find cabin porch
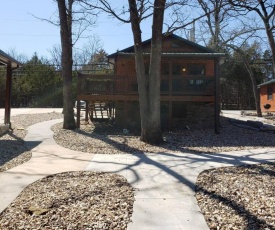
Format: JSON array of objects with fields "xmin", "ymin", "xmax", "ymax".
[{"xmin": 76, "ymin": 73, "xmax": 217, "ymax": 130}]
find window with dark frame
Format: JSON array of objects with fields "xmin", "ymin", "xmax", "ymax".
[
  {"xmin": 188, "ymin": 64, "xmax": 205, "ymax": 76},
  {"xmin": 267, "ymin": 86, "xmax": 273, "ymax": 100},
  {"xmin": 171, "ymin": 63, "xmax": 206, "ymax": 76}
]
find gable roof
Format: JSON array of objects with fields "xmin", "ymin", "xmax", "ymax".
[
  {"xmin": 0, "ymin": 49, "xmax": 21, "ymax": 69},
  {"xmin": 258, "ymin": 79, "xmax": 275, "ymax": 88},
  {"xmin": 108, "ymin": 33, "xmax": 218, "ymax": 58}
]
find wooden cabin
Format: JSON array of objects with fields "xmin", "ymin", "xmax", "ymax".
[
  {"xmin": 258, "ymin": 79, "xmax": 275, "ymax": 113},
  {"xmin": 76, "ymin": 34, "xmax": 224, "ymax": 131}
]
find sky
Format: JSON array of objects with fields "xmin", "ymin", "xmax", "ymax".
[
  {"xmin": 1, "ymin": 1, "xmax": 269, "ymax": 62},
  {"xmin": 0, "ymin": 0, "xmax": 153, "ymax": 61}
]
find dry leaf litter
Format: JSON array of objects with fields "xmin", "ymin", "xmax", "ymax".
[
  {"xmin": 0, "ymin": 171, "xmax": 134, "ymax": 230},
  {"xmin": 196, "ymin": 163, "xmax": 275, "ymax": 230},
  {"xmin": 52, "ymin": 117, "xmax": 275, "ymax": 155},
  {"xmin": 1, "ymin": 113, "xmax": 275, "ymax": 229}
]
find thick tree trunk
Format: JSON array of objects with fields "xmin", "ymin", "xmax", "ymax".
[
  {"xmin": 264, "ymin": 21, "xmax": 275, "ymax": 78},
  {"xmin": 57, "ymin": 0, "xmax": 76, "ymax": 129},
  {"xmin": 140, "ymin": 0, "xmax": 165, "ymax": 144},
  {"xmin": 128, "ymin": 0, "xmax": 165, "ymax": 145}
]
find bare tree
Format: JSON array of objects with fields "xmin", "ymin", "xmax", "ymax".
[
  {"xmin": 227, "ymin": 43, "xmax": 263, "ymax": 116},
  {"xmin": 74, "ymin": 34, "xmax": 103, "ymax": 66},
  {"xmin": 196, "ymin": 0, "xmax": 231, "ymax": 49},
  {"xmin": 53, "ymin": 0, "xmax": 97, "ymax": 129},
  {"xmin": 5, "ymin": 48, "xmax": 29, "ymax": 64},
  {"xmin": 49, "ymin": 44, "xmax": 62, "ymax": 68},
  {"xmin": 56, "ymin": 0, "xmax": 76, "ymax": 129},
  {"xmin": 228, "ymin": 0, "xmax": 275, "ymax": 78},
  {"xmin": 195, "ymin": 0, "xmax": 263, "ymax": 116}
]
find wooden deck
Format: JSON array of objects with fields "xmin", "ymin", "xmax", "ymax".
[{"xmin": 77, "ymin": 73, "xmax": 215, "ymax": 102}]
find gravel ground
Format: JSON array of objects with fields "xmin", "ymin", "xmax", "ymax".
[
  {"xmin": 0, "ymin": 171, "xmax": 134, "ymax": 230},
  {"xmin": 196, "ymin": 163, "xmax": 275, "ymax": 230},
  {"xmin": 52, "ymin": 117, "xmax": 275, "ymax": 154},
  {"xmin": 0, "ymin": 112, "xmax": 63, "ymax": 172},
  {"xmin": 1, "ymin": 113, "xmax": 274, "ymax": 229}
]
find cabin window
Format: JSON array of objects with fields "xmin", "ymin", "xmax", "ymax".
[
  {"xmin": 172, "ymin": 64, "xmax": 187, "ymax": 75},
  {"xmin": 172, "ymin": 103, "xmax": 187, "ymax": 118},
  {"xmin": 171, "ymin": 63, "xmax": 205, "ymax": 76},
  {"xmin": 188, "ymin": 64, "xmax": 205, "ymax": 76},
  {"xmin": 267, "ymin": 87, "xmax": 273, "ymax": 100}
]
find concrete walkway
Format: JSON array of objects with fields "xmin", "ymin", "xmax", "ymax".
[
  {"xmin": 87, "ymin": 149, "xmax": 275, "ymax": 230},
  {"xmin": 0, "ymin": 119, "xmax": 93, "ymax": 213},
  {"xmin": 0, "ymin": 118, "xmax": 274, "ymax": 229}
]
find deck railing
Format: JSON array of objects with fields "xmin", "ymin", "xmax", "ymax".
[{"xmin": 78, "ymin": 73, "xmax": 214, "ymax": 96}]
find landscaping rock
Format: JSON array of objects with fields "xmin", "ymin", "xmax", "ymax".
[{"xmin": 0, "ymin": 124, "xmax": 9, "ymax": 136}]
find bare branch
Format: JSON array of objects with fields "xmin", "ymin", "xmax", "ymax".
[{"xmin": 79, "ymin": 0, "xmax": 131, "ymax": 23}]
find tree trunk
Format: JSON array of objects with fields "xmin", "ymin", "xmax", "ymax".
[
  {"xmin": 242, "ymin": 55, "xmax": 262, "ymax": 117},
  {"xmin": 140, "ymin": 0, "xmax": 165, "ymax": 144},
  {"xmin": 264, "ymin": 19, "xmax": 275, "ymax": 78},
  {"xmin": 57, "ymin": 0, "xmax": 76, "ymax": 129},
  {"xmin": 128, "ymin": 0, "xmax": 165, "ymax": 145}
]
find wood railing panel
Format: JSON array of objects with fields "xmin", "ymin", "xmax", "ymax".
[{"xmin": 77, "ymin": 73, "xmax": 214, "ymax": 96}]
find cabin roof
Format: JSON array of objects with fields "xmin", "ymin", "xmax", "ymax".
[
  {"xmin": 117, "ymin": 52, "xmax": 225, "ymax": 58},
  {"xmin": 258, "ymin": 79, "xmax": 275, "ymax": 88},
  {"xmin": 108, "ymin": 33, "xmax": 218, "ymax": 58},
  {"xmin": 0, "ymin": 49, "xmax": 21, "ymax": 69}
]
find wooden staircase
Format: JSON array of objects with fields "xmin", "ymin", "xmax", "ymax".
[{"xmin": 88, "ymin": 101, "xmax": 110, "ymax": 120}]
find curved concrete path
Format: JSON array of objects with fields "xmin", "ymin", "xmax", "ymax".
[
  {"xmin": 0, "ymin": 118, "xmax": 274, "ymax": 230},
  {"xmin": 0, "ymin": 119, "xmax": 93, "ymax": 213},
  {"xmin": 87, "ymin": 148, "xmax": 275, "ymax": 230}
]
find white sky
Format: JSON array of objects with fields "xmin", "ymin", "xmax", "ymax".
[{"xmin": 0, "ymin": 0, "xmax": 153, "ymax": 60}]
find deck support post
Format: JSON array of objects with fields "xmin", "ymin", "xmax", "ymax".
[
  {"xmin": 85, "ymin": 100, "xmax": 88, "ymax": 122},
  {"xmin": 76, "ymin": 99, "xmax": 80, "ymax": 128},
  {"xmin": 168, "ymin": 101, "xmax": 172, "ymax": 130},
  {"xmin": 214, "ymin": 58, "xmax": 220, "ymax": 134},
  {"xmin": 168, "ymin": 60, "xmax": 173, "ymax": 130},
  {"xmin": 124, "ymin": 100, "xmax": 128, "ymax": 129},
  {"xmin": 4, "ymin": 62, "xmax": 12, "ymax": 127}
]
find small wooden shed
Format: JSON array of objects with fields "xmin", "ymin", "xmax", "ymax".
[
  {"xmin": 258, "ymin": 79, "xmax": 275, "ymax": 112},
  {"xmin": 0, "ymin": 49, "xmax": 21, "ymax": 126}
]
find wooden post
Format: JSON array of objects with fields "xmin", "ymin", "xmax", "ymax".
[
  {"xmin": 168, "ymin": 61, "xmax": 172, "ymax": 96},
  {"xmin": 76, "ymin": 72, "xmax": 81, "ymax": 127},
  {"xmin": 4, "ymin": 62, "xmax": 12, "ymax": 127},
  {"xmin": 168, "ymin": 101, "xmax": 172, "ymax": 130},
  {"xmin": 77, "ymin": 99, "xmax": 80, "ymax": 128},
  {"xmin": 85, "ymin": 100, "xmax": 88, "ymax": 122},
  {"xmin": 168, "ymin": 60, "xmax": 172, "ymax": 130},
  {"xmin": 124, "ymin": 100, "xmax": 128, "ymax": 128},
  {"xmin": 214, "ymin": 58, "xmax": 220, "ymax": 134}
]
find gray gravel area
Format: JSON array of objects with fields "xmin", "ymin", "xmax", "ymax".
[
  {"xmin": 0, "ymin": 112, "xmax": 63, "ymax": 172},
  {"xmin": 51, "ymin": 117, "xmax": 274, "ymax": 229},
  {"xmin": 0, "ymin": 171, "xmax": 134, "ymax": 230},
  {"xmin": 52, "ymin": 117, "xmax": 275, "ymax": 154},
  {"xmin": 196, "ymin": 163, "xmax": 275, "ymax": 230},
  {"xmin": 1, "ymin": 113, "xmax": 274, "ymax": 229}
]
